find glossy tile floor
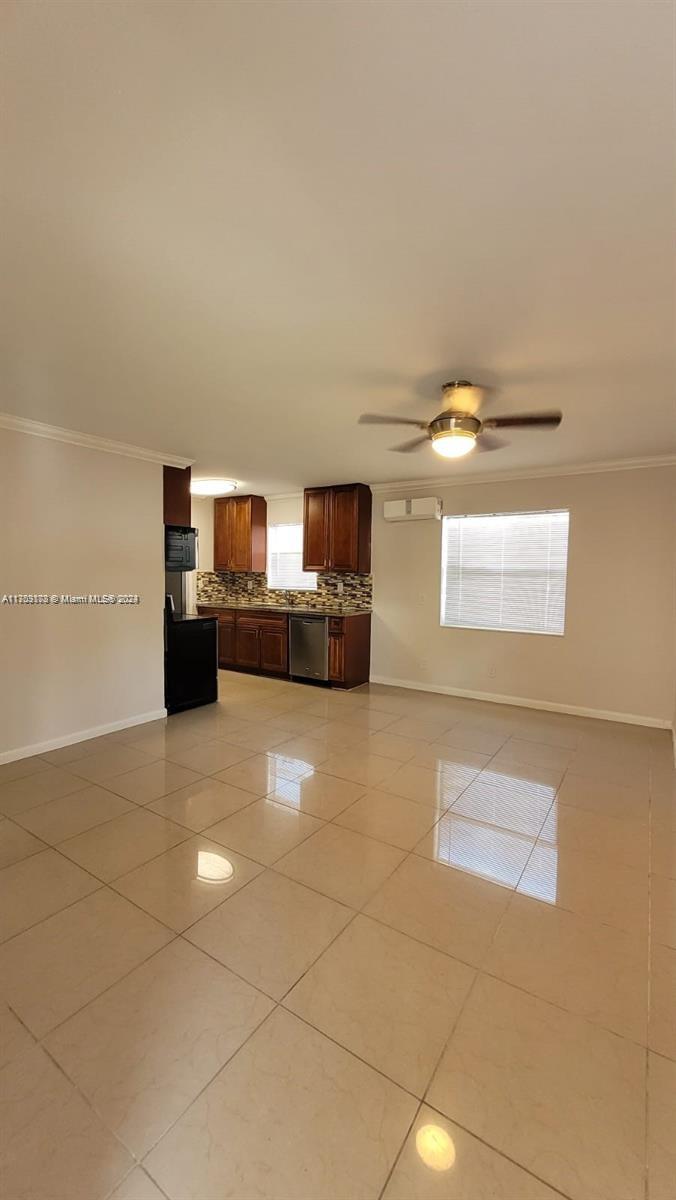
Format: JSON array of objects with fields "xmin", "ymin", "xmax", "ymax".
[{"xmin": 1, "ymin": 673, "xmax": 674, "ymax": 1200}]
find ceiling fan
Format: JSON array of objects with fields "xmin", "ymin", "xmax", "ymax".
[{"xmin": 359, "ymin": 380, "xmax": 562, "ymax": 458}]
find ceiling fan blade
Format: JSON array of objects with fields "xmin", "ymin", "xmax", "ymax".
[
  {"xmin": 475, "ymin": 432, "xmax": 507, "ymax": 452},
  {"xmin": 359, "ymin": 413, "xmax": 428, "ymax": 428},
  {"xmin": 392, "ymin": 435, "xmax": 430, "ymax": 453},
  {"xmin": 482, "ymin": 411, "xmax": 562, "ymax": 429}
]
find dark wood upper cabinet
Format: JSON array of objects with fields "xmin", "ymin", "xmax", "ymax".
[
  {"xmin": 303, "ymin": 484, "xmax": 371, "ymax": 573},
  {"xmin": 163, "ymin": 466, "xmax": 191, "ymax": 526},
  {"xmin": 214, "ymin": 496, "xmax": 267, "ymax": 572},
  {"xmin": 303, "ymin": 488, "xmax": 331, "ymax": 571}
]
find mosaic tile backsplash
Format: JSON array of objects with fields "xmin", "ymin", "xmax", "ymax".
[{"xmin": 197, "ymin": 570, "xmax": 372, "ymax": 612}]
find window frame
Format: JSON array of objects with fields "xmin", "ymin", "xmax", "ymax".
[
  {"xmin": 439, "ymin": 508, "xmax": 570, "ymax": 637},
  {"xmin": 266, "ymin": 521, "xmax": 318, "ymax": 592}
]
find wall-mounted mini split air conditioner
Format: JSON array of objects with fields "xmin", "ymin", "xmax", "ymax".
[{"xmin": 383, "ymin": 497, "xmax": 442, "ymax": 522}]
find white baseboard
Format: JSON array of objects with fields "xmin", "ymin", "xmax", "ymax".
[
  {"xmin": 0, "ymin": 709, "xmax": 168, "ymax": 765},
  {"xmin": 369, "ymin": 675, "xmax": 671, "ymax": 730}
]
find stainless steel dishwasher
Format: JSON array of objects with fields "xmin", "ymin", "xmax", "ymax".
[{"xmin": 289, "ymin": 615, "xmax": 328, "ymax": 681}]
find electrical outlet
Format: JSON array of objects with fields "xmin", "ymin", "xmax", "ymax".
[
  {"xmin": 336, "ymin": 580, "xmax": 344, "ymax": 594},
  {"xmin": 488, "ymin": 664, "xmax": 496, "ymax": 678},
  {"xmin": 247, "ymin": 579, "xmax": 254, "ymax": 592}
]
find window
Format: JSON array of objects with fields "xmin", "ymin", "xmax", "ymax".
[
  {"xmin": 440, "ymin": 509, "xmax": 570, "ymax": 635},
  {"xmin": 267, "ymin": 523, "xmax": 317, "ymax": 591}
]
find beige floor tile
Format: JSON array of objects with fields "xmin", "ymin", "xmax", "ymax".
[
  {"xmin": 147, "ymin": 776, "xmax": 256, "ymax": 830},
  {"xmin": 651, "ymin": 826, "xmax": 676, "ymax": 881},
  {"xmin": 59, "ymin": 808, "xmax": 190, "ymax": 882},
  {"xmin": 119, "ymin": 727, "xmax": 208, "ymax": 759},
  {"xmin": 649, "ymin": 944, "xmax": 676, "ymax": 1060},
  {"xmin": 0, "ymin": 819, "xmax": 44, "ymax": 868},
  {"xmin": 106, "ymin": 760, "xmax": 204, "ymax": 804},
  {"xmin": 206, "ymin": 796, "xmax": 322, "ymax": 866},
  {"xmin": 320, "ymin": 747, "xmax": 401, "ymax": 788},
  {"xmin": 0, "ymin": 848, "xmax": 99, "ymax": 942},
  {"xmin": 0, "ymin": 766, "xmax": 90, "ymax": 816},
  {"xmin": 647, "ymin": 1051, "xmax": 676, "ymax": 1200},
  {"xmin": 0, "ymin": 1045, "xmax": 133, "ymax": 1200},
  {"xmin": 46, "ymin": 939, "xmax": 273, "ymax": 1157},
  {"xmin": 415, "ymin": 812, "xmax": 535, "ymax": 888},
  {"xmin": 114, "ymin": 836, "xmax": 263, "ymax": 931},
  {"xmin": 493, "ymin": 737, "xmax": 573, "ymax": 772},
  {"xmin": 305, "ymin": 719, "xmax": 374, "ymax": 749},
  {"xmin": 69, "ymin": 745, "xmax": 159, "ymax": 784},
  {"xmin": 286, "ymin": 915, "xmax": 474, "ymax": 1095},
  {"xmin": 0, "ymin": 888, "xmax": 172, "ymax": 1037},
  {"xmin": 438, "ymin": 724, "xmax": 509, "ymax": 756},
  {"xmin": 109, "ymin": 1168, "xmax": 165, "ymax": 1200},
  {"xmin": 384, "ymin": 716, "xmax": 456, "ymax": 743},
  {"xmin": 275, "ymin": 823, "xmax": 405, "ymax": 908},
  {"xmin": 0, "ymin": 755, "xmax": 50, "ymax": 785},
  {"xmin": 485, "ymin": 894, "xmax": 647, "ymax": 1043},
  {"xmin": 145, "ymin": 1006, "xmax": 417, "ymax": 1200},
  {"xmin": 14, "ymin": 785, "xmax": 135, "ymax": 843},
  {"xmin": 377, "ymin": 762, "xmax": 466, "ymax": 809},
  {"xmin": 186, "ymin": 870, "xmax": 352, "ymax": 999},
  {"xmin": 165, "ymin": 739, "xmax": 253, "ymax": 775},
  {"xmin": 451, "ymin": 769, "xmax": 557, "ymax": 838},
  {"xmin": 266, "ymin": 710, "xmax": 330, "ymax": 735},
  {"xmin": 411, "ymin": 742, "xmax": 489, "ymax": 777},
  {"xmin": 266, "ymin": 771, "xmax": 366, "ymax": 819},
  {"xmin": 269, "ymin": 734, "xmax": 333, "ymax": 768},
  {"xmin": 221, "ymin": 725, "xmax": 291, "ymax": 752},
  {"xmin": 427, "ymin": 975, "xmax": 645, "ymax": 1200},
  {"xmin": 215, "ymin": 752, "xmax": 310, "ymax": 795},
  {"xmin": 518, "ymin": 843, "xmax": 648, "ymax": 935},
  {"xmin": 383, "ymin": 1105, "xmax": 563, "ymax": 1199},
  {"xmin": 335, "ymin": 789, "xmax": 444, "ymax": 850},
  {"xmin": 41, "ymin": 734, "xmax": 122, "ymax": 765},
  {"xmin": 566, "ymin": 751, "xmax": 649, "ymax": 791},
  {"xmin": 556, "ymin": 772, "xmax": 649, "ymax": 823},
  {"xmin": 0, "ymin": 1001, "xmax": 35, "ymax": 1069},
  {"xmin": 335, "ymin": 707, "xmax": 399, "ymax": 732},
  {"xmin": 364, "ymin": 731, "xmax": 429, "ymax": 762},
  {"xmin": 651, "ymin": 874, "xmax": 676, "ymax": 949},
  {"xmin": 365, "ymin": 855, "xmax": 511, "ymax": 966},
  {"xmin": 538, "ymin": 803, "xmax": 648, "ymax": 871}
]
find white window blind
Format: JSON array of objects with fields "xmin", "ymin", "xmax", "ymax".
[
  {"xmin": 440, "ymin": 510, "xmax": 570, "ymax": 635},
  {"xmin": 267, "ymin": 523, "xmax": 317, "ymax": 591}
]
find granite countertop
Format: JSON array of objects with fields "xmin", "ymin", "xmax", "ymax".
[{"xmin": 196, "ymin": 602, "xmax": 372, "ymax": 617}]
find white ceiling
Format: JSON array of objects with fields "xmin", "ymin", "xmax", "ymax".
[{"xmin": 2, "ymin": 1, "xmax": 674, "ymax": 493}]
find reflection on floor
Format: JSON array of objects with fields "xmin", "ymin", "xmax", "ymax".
[{"xmin": 0, "ymin": 671, "xmax": 674, "ymax": 1200}]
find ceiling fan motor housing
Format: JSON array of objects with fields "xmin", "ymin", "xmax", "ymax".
[{"xmin": 429, "ymin": 414, "xmax": 481, "ymax": 440}]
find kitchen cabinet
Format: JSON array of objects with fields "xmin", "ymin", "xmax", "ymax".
[
  {"xmin": 163, "ymin": 465, "xmax": 191, "ymax": 526},
  {"xmin": 327, "ymin": 614, "xmax": 371, "ymax": 688},
  {"xmin": 214, "ymin": 496, "xmax": 267, "ymax": 573},
  {"xmin": 196, "ymin": 607, "xmax": 235, "ymax": 667},
  {"xmin": 199, "ymin": 607, "xmax": 288, "ymax": 675},
  {"xmin": 235, "ymin": 619, "xmax": 262, "ymax": 669},
  {"xmin": 302, "ymin": 484, "xmax": 371, "ymax": 573}
]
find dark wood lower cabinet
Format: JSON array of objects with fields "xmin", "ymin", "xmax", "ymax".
[
  {"xmin": 328, "ymin": 633, "xmax": 344, "ymax": 682},
  {"xmin": 260, "ymin": 628, "xmax": 288, "ymax": 674},
  {"xmin": 217, "ymin": 618, "xmax": 235, "ymax": 666},
  {"xmin": 197, "ymin": 606, "xmax": 369, "ymax": 686},
  {"xmin": 327, "ymin": 614, "xmax": 371, "ymax": 688}
]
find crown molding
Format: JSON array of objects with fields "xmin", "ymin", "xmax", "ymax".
[
  {"xmin": 0, "ymin": 413, "xmax": 194, "ymax": 468},
  {"xmin": 368, "ymin": 454, "xmax": 676, "ymax": 495}
]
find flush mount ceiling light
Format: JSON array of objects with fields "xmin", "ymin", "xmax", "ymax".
[
  {"xmin": 190, "ymin": 478, "xmax": 237, "ymax": 496},
  {"xmin": 359, "ymin": 379, "xmax": 562, "ymax": 459}
]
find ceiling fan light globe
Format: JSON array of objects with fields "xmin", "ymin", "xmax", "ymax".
[{"xmin": 431, "ymin": 430, "xmax": 476, "ymax": 458}]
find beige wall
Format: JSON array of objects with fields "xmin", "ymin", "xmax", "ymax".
[
  {"xmin": 1, "ymin": 429, "xmax": 165, "ymax": 759},
  {"xmin": 371, "ymin": 466, "xmax": 676, "ymax": 725}
]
